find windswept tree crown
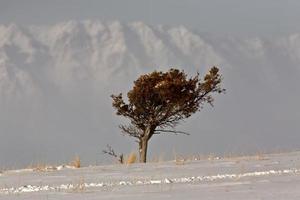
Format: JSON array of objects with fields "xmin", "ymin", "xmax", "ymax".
[{"xmin": 112, "ymin": 67, "xmax": 224, "ymax": 132}]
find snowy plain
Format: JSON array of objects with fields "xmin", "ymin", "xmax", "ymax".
[{"xmin": 1, "ymin": 151, "xmax": 300, "ymax": 199}]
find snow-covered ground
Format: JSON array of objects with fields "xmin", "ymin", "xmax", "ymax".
[{"xmin": 1, "ymin": 151, "xmax": 300, "ymax": 199}]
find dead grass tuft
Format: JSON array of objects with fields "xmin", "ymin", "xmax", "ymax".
[
  {"xmin": 173, "ymin": 150, "xmax": 186, "ymax": 165},
  {"xmin": 28, "ymin": 163, "xmax": 57, "ymax": 172},
  {"xmin": 70, "ymin": 156, "xmax": 81, "ymax": 168},
  {"xmin": 32, "ymin": 163, "xmax": 47, "ymax": 171},
  {"xmin": 125, "ymin": 152, "xmax": 137, "ymax": 164}
]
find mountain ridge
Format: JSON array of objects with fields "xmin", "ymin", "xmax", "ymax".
[{"xmin": 0, "ymin": 20, "xmax": 299, "ymax": 168}]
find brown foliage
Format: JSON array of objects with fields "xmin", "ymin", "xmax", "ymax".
[{"xmin": 111, "ymin": 67, "xmax": 224, "ymax": 162}]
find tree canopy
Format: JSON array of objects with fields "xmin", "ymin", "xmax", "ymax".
[{"xmin": 111, "ymin": 67, "xmax": 224, "ymax": 162}]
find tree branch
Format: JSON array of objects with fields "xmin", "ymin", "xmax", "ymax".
[
  {"xmin": 119, "ymin": 124, "xmax": 143, "ymax": 138},
  {"xmin": 102, "ymin": 145, "xmax": 124, "ymax": 164},
  {"xmin": 154, "ymin": 129, "xmax": 190, "ymax": 135}
]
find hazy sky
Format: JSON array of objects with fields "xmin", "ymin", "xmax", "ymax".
[
  {"xmin": 1, "ymin": 0, "xmax": 300, "ymax": 35},
  {"xmin": 0, "ymin": 1, "xmax": 300, "ymax": 168}
]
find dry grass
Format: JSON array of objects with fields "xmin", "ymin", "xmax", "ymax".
[
  {"xmin": 150, "ymin": 153, "xmax": 165, "ymax": 163},
  {"xmin": 27, "ymin": 162, "xmax": 57, "ymax": 172},
  {"xmin": 173, "ymin": 150, "xmax": 186, "ymax": 165},
  {"xmin": 222, "ymin": 152, "xmax": 268, "ymax": 163},
  {"xmin": 183, "ymin": 153, "xmax": 219, "ymax": 161},
  {"xmin": 70, "ymin": 156, "xmax": 81, "ymax": 168},
  {"xmin": 25, "ymin": 157, "xmax": 81, "ymax": 172},
  {"xmin": 0, "ymin": 166, "xmax": 12, "ymax": 173},
  {"xmin": 125, "ymin": 152, "xmax": 137, "ymax": 164},
  {"xmin": 172, "ymin": 149, "xmax": 221, "ymax": 165},
  {"xmin": 175, "ymin": 158, "xmax": 185, "ymax": 165},
  {"xmin": 31, "ymin": 163, "xmax": 47, "ymax": 171}
]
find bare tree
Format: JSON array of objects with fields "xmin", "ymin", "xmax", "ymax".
[
  {"xmin": 111, "ymin": 67, "xmax": 225, "ymax": 163},
  {"xmin": 102, "ymin": 145, "xmax": 124, "ymax": 164}
]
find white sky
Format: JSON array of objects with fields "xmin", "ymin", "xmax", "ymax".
[{"xmin": 1, "ymin": 0, "xmax": 300, "ymax": 36}]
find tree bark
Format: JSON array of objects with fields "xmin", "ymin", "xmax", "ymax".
[
  {"xmin": 138, "ymin": 126, "xmax": 154, "ymax": 163},
  {"xmin": 139, "ymin": 137, "xmax": 148, "ymax": 163}
]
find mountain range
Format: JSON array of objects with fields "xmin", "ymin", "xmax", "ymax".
[{"xmin": 0, "ymin": 20, "xmax": 299, "ymax": 167}]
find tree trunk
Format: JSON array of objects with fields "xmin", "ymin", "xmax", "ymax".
[
  {"xmin": 139, "ymin": 137, "xmax": 148, "ymax": 163},
  {"xmin": 138, "ymin": 126, "xmax": 155, "ymax": 163}
]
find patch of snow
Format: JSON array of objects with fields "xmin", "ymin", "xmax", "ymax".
[
  {"xmin": 150, "ymin": 180, "xmax": 162, "ymax": 184},
  {"xmin": 1, "ymin": 167, "xmax": 299, "ymax": 195},
  {"xmin": 164, "ymin": 178, "xmax": 172, "ymax": 183}
]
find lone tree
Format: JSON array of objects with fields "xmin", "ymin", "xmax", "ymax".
[{"xmin": 111, "ymin": 67, "xmax": 224, "ymax": 163}]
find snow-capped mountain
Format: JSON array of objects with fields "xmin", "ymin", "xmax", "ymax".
[
  {"xmin": 0, "ymin": 21, "xmax": 224, "ymax": 99},
  {"xmin": 0, "ymin": 20, "xmax": 299, "ymax": 99}
]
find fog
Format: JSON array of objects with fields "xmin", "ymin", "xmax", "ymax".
[{"xmin": 0, "ymin": 21, "xmax": 299, "ymax": 168}]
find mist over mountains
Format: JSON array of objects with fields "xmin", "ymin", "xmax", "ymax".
[{"xmin": 0, "ymin": 20, "xmax": 299, "ymax": 167}]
